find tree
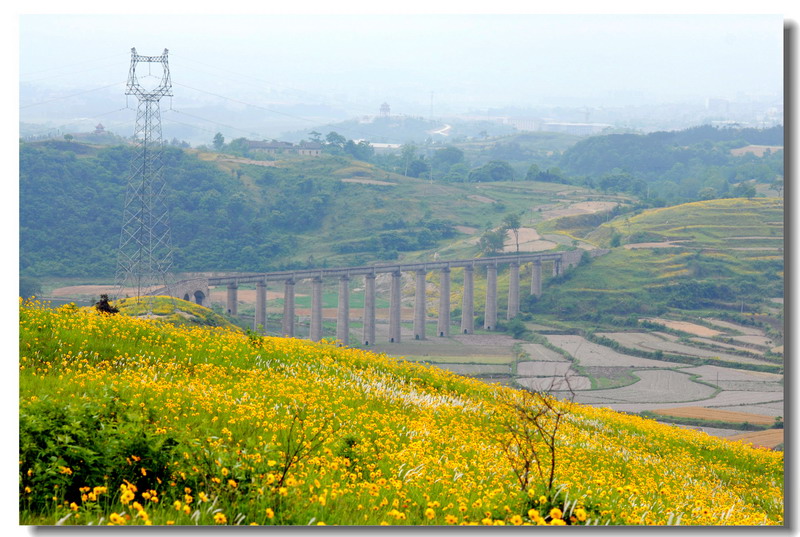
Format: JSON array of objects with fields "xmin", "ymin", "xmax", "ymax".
[
  {"xmin": 525, "ymin": 163, "xmax": 541, "ymax": 181},
  {"xmin": 308, "ymin": 131, "xmax": 322, "ymax": 143},
  {"xmin": 400, "ymin": 143, "xmax": 417, "ymax": 176},
  {"xmin": 407, "ymin": 158, "xmax": 429, "ymax": 178},
  {"xmin": 503, "ymin": 213, "xmax": 522, "ymax": 253},
  {"xmin": 478, "ymin": 228, "xmax": 506, "ymax": 255},
  {"xmin": 468, "ymin": 160, "xmax": 514, "ymax": 182},
  {"xmin": 213, "ymin": 132, "xmax": 225, "ymax": 151},
  {"xmin": 325, "ymin": 131, "xmax": 347, "ymax": 148},
  {"xmin": 432, "ymin": 146, "xmax": 464, "ymax": 171}
]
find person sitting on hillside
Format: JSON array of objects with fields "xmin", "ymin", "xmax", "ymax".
[{"xmin": 94, "ymin": 294, "xmax": 119, "ymax": 314}]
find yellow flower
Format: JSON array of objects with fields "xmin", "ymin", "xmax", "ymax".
[
  {"xmin": 575, "ymin": 508, "xmax": 587, "ymax": 522},
  {"xmin": 425, "ymin": 508, "xmax": 435, "ymax": 520},
  {"xmin": 510, "ymin": 515, "xmax": 523, "ymax": 525},
  {"xmin": 214, "ymin": 512, "xmax": 227, "ymax": 524},
  {"xmin": 444, "ymin": 514, "xmax": 458, "ymax": 524},
  {"xmin": 549, "ymin": 507, "xmax": 563, "ymax": 520},
  {"xmin": 266, "ymin": 508, "xmax": 275, "ymax": 519},
  {"xmin": 109, "ymin": 513, "xmax": 126, "ymax": 526}
]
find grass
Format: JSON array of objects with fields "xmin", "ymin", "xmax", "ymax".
[
  {"xmin": 19, "ymin": 299, "xmax": 783, "ymax": 526},
  {"xmin": 526, "ymin": 199, "xmax": 784, "ymax": 326}
]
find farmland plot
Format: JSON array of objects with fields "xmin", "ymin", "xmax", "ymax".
[
  {"xmin": 679, "ymin": 364, "xmax": 783, "ymax": 383},
  {"xmin": 731, "ymin": 334, "xmax": 774, "ymax": 348},
  {"xmin": 728, "ymin": 429, "xmax": 784, "ymax": 450},
  {"xmin": 517, "ymin": 375, "xmax": 592, "ymax": 391},
  {"xmin": 562, "ymin": 369, "xmax": 716, "ymax": 405},
  {"xmin": 604, "ymin": 389, "xmax": 783, "ymax": 416},
  {"xmin": 434, "ymin": 363, "xmax": 511, "ymax": 377},
  {"xmin": 689, "ymin": 337, "xmax": 766, "ymax": 355},
  {"xmin": 516, "ymin": 361, "xmax": 574, "ymax": 377},
  {"xmin": 640, "ymin": 318, "xmax": 722, "ymax": 337},
  {"xmin": 596, "ymin": 332, "xmax": 770, "ymax": 366},
  {"xmin": 519, "ymin": 343, "xmax": 569, "ymax": 362},
  {"xmin": 713, "ymin": 403, "xmax": 784, "ymax": 418},
  {"xmin": 652, "ymin": 406, "xmax": 774, "ymax": 425},
  {"xmin": 702, "ymin": 318, "xmax": 768, "ymax": 335},
  {"xmin": 544, "ymin": 334, "xmax": 686, "ymax": 368}
]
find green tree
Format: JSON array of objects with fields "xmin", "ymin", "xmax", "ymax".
[
  {"xmin": 479, "ymin": 228, "xmax": 506, "ymax": 255},
  {"xmin": 400, "ymin": 143, "xmax": 417, "ymax": 176},
  {"xmin": 325, "ymin": 132, "xmax": 347, "ymax": 148},
  {"xmin": 213, "ymin": 132, "xmax": 225, "ymax": 151},
  {"xmin": 432, "ymin": 146, "xmax": 464, "ymax": 172},
  {"xmin": 503, "ymin": 213, "xmax": 522, "ymax": 253},
  {"xmin": 468, "ymin": 160, "xmax": 514, "ymax": 182}
]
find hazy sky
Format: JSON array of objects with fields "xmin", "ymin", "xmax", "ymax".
[{"xmin": 19, "ymin": 13, "xmax": 785, "ymax": 114}]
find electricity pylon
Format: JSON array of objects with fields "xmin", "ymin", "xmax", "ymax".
[{"xmin": 114, "ymin": 48, "xmax": 174, "ymax": 305}]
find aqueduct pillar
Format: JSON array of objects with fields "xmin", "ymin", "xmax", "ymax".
[
  {"xmin": 255, "ymin": 281, "xmax": 266, "ymax": 332},
  {"xmin": 531, "ymin": 260, "xmax": 542, "ymax": 297},
  {"xmin": 460, "ymin": 266, "xmax": 474, "ymax": 334},
  {"xmin": 414, "ymin": 269, "xmax": 427, "ymax": 340},
  {"xmin": 226, "ymin": 282, "xmax": 238, "ymax": 316},
  {"xmin": 310, "ymin": 276, "xmax": 323, "ymax": 342},
  {"xmin": 507, "ymin": 262, "xmax": 520, "ymax": 319},
  {"xmin": 437, "ymin": 267, "xmax": 451, "ymax": 337},
  {"xmin": 389, "ymin": 271, "xmax": 402, "ymax": 343},
  {"xmin": 336, "ymin": 275, "xmax": 350, "ymax": 345},
  {"xmin": 282, "ymin": 279, "xmax": 295, "ymax": 337},
  {"xmin": 363, "ymin": 273, "xmax": 376, "ymax": 346},
  {"xmin": 484, "ymin": 264, "xmax": 497, "ymax": 330}
]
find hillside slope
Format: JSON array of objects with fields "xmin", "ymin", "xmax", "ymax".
[
  {"xmin": 20, "ymin": 141, "xmax": 611, "ymax": 279},
  {"xmin": 528, "ymin": 198, "xmax": 783, "ymax": 322},
  {"xmin": 19, "ymin": 300, "xmax": 783, "ymax": 525}
]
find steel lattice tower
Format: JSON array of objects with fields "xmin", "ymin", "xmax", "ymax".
[{"xmin": 114, "ymin": 48, "xmax": 174, "ymax": 302}]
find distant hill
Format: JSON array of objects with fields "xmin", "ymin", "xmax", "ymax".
[
  {"xmin": 19, "ymin": 141, "xmax": 592, "ymax": 279},
  {"xmin": 557, "ymin": 125, "xmax": 783, "ymax": 204}
]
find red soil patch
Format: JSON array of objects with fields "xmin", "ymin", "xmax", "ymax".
[
  {"xmin": 727, "ymin": 429, "xmax": 784, "ymax": 450},
  {"xmin": 652, "ymin": 406, "xmax": 774, "ymax": 425}
]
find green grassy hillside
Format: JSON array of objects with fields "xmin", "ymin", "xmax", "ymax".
[
  {"xmin": 20, "ymin": 141, "xmax": 602, "ymax": 280},
  {"xmin": 527, "ymin": 198, "xmax": 783, "ymax": 324},
  {"xmin": 19, "ymin": 300, "xmax": 783, "ymax": 526}
]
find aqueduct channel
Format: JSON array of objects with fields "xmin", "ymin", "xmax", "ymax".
[{"xmin": 170, "ymin": 250, "xmax": 607, "ymax": 345}]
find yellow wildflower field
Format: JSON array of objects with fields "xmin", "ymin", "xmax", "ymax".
[{"xmin": 19, "ymin": 299, "xmax": 783, "ymax": 526}]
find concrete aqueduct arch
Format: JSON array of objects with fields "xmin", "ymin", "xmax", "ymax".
[{"xmin": 180, "ymin": 250, "xmax": 607, "ymax": 345}]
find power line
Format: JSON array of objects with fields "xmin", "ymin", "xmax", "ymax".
[
  {"xmin": 20, "ymin": 52, "xmax": 127, "ymax": 78},
  {"xmin": 173, "ymin": 81, "xmax": 387, "ymax": 142},
  {"xmin": 19, "ymin": 81, "xmax": 125, "ymax": 109},
  {"xmin": 172, "ymin": 53, "xmax": 379, "ymax": 116},
  {"xmin": 164, "ymin": 108, "xmax": 266, "ymax": 139}
]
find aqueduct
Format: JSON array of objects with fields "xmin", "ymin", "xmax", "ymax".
[{"xmin": 168, "ymin": 249, "xmax": 607, "ymax": 345}]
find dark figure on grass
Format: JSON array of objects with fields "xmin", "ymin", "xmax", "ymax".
[{"xmin": 95, "ymin": 294, "xmax": 119, "ymax": 314}]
